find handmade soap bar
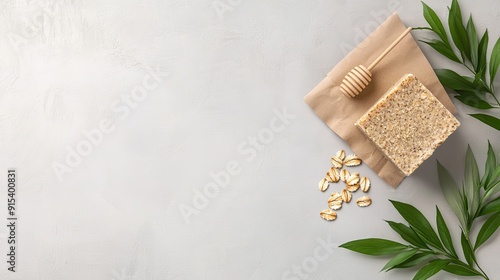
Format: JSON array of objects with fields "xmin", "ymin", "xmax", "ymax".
[{"xmin": 355, "ymin": 74, "xmax": 460, "ymax": 176}]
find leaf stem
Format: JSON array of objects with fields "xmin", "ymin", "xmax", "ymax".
[
  {"xmin": 475, "ymin": 261, "xmax": 490, "ymax": 280},
  {"xmin": 490, "ymin": 93, "xmax": 500, "ymax": 107},
  {"xmin": 457, "ymin": 59, "xmax": 500, "ymax": 107},
  {"xmin": 461, "ymin": 62, "xmax": 476, "ymax": 75},
  {"xmin": 464, "ymin": 216, "xmax": 491, "ymax": 280},
  {"xmin": 412, "ymin": 26, "xmax": 433, "ymax": 31},
  {"xmin": 410, "ymin": 245, "xmax": 489, "ymax": 279}
]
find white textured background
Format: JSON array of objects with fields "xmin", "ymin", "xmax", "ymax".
[{"xmin": 0, "ymin": 0, "xmax": 499, "ymax": 279}]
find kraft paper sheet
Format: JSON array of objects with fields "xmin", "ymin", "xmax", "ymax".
[{"xmin": 304, "ymin": 13, "xmax": 456, "ymax": 187}]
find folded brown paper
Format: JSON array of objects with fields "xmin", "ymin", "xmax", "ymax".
[{"xmin": 304, "ymin": 13, "xmax": 456, "ymax": 188}]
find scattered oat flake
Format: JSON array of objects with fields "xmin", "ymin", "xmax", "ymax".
[
  {"xmin": 346, "ymin": 184, "xmax": 360, "ymax": 192},
  {"xmin": 356, "ymin": 196, "xmax": 372, "ymax": 207},
  {"xmin": 346, "ymin": 172, "xmax": 360, "ymax": 186},
  {"xmin": 329, "ymin": 202, "xmax": 342, "ymax": 210},
  {"xmin": 320, "ymin": 209, "xmax": 337, "ymax": 221},
  {"xmin": 331, "ymin": 156, "xmax": 343, "ymax": 169},
  {"xmin": 328, "ymin": 193, "xmax": 343, "ymax": 210},
  {"xmin": 336, "ymin": 150, "xmax": 346, "ymax": 161},
  {"xmin": 344, "ymin": 154, "xmax": 362, "ymax": 166},
  {"xmin": 319, "ymin": 178, "xmax": 329, "ymax": 192},
  {"xmin": 340, "ymin": 169, "xmax": 350, "ymax": 182},
  {"xmin": 360, "ymin": 177, "xmax": 371, "ymax": 192},
  {"xmin": 325, "ymin": 172, "xmax": 334, "ymax": 183},
  {"xmin": 341, "ymin": 189, "xmax": 352, "ymax": 203},
  {"xmin": 328, "ymin": 167, "xmax": 340, "ymax": 182}
]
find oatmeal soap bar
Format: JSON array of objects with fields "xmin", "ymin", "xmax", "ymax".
[{"xmin": 355, "ymin": 74, "xmax": 460, "ymax": 176}]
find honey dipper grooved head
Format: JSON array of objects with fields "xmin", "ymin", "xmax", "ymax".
[{"xmin": 340, "ymin": 65, "xmax": 372, "ymax": 98}]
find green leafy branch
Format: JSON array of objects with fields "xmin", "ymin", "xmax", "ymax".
[
  {"xmin": 414, "ymin": 0, "xmax": 500, "ymax": 130},
  {"xmin": 340, "ymin": 143, "xmax": 500, "ymax": 279}
]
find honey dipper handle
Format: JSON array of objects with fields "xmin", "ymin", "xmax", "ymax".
[{"xmin": 367, "ymin": 27, "xmax": 412, "ymax": 71}]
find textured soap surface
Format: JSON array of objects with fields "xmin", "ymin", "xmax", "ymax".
[{"xmin": 355, "ymin": 74, "xmax": 460, "ymax": 176}]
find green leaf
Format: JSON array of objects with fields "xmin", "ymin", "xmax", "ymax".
[
  {"xmin": 488, "ymin": 166, "xmax": 500, "ymax": 190},
  {"xmin": 486, "ymin": 169, "xmax": 500, "ymax": 196},
  {"xmin": 422, "ymin": 2, "xmax": 450, "ymax": 45},
  {"xmin": 393, "ymin": 253, "xmax": 434, "ymax": 269},
  {"xmin": 443, "ymin": 263, "xmax": 482, "ymax": 276},
  {"xmin": 490, "ymin": 37, "xmax": 500, "ymax": 86},
  {"xmin": 339, "ymin": 238, "xmax": 408, "ymax": 256},
  {"xmin": 478, "ymin": 196, "xmax": 500, "ymax": 216},
  {"xmin": 386, "ymin": 220, "xmax": 429, "ymax": 248},
  {"xmin": 484, "ymin": 165, "xmax": 500, "ymax": 192},
  {"xmin": 382, "ymin": 249, "xmax": 419, "ymax": 271},
  {"xmin": 478, "ymin": 30, "xmax": 489, "ymax": 79},
  {"xmin": 472, "ymin": 66, "xmax": 484, "ymax": 85},
  {"xmin": 448, "ymin": 0, "xmax": 471, "ymax": 60},
  {"xmin": 483, "ymin": 141, "xmax": 498, "ymax": 187},
  {"xmin": 390, "ymin": 200, "xmax": 444, "ymax": 251},
  {"xmin": 477, "ymin": 29, "xmax": 489, "ymax": 79},
  {"xmin": 454, "ymin": 91, "xmax": 494, "ymax": 110},
  {"xmin": 466, "ymin": 16, "xmax": 479, "ymax": 70},
  {"xmin": 475, "ymin": 212, "xmax": 500, "ymax": 250},
  {"xmin": 460, "ymin": 186, "xmax": 470, "ymax": 226},
  {"xmin": 484, "ymin": 180, "xmax": 500, "ymax": 200},
  {"xmin": 435, "ymin": 68, "xmax": 474, "ymax": 91},
  {"xmin": 469, "ymin": 114, "xmax": 500, "ymax": 130},
  {"xmin": 464, "ymin": 145, "xmax": 481, "ymax": 218},
  {"xmin": 421, "ymin": 40, "xmax": 461, "ymax": 63},
  {"xmin": 437, "ymin": 161, "xmax": 467, "ymax": 229},
  {"xmin": 436, "ymin": 207, "xmax": 457, "ymax": 257},
  {"xmin": 463, "ymin": 75, "xmax": 490, "ymax": 92},
  {"xmin": 413, "ymin": 259, "xmax": 450, "ymax": 280},
  {"xmin": 460, "ymin": 231, "xmax": 474, "ymax": 266}
]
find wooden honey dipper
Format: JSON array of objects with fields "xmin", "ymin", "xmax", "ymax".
[{"xmin": 340, "ymin": 27, "xmax": 412, "ymax": 98}]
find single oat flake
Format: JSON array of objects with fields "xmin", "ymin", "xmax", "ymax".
[
  {"xmin": 331, "ymin": 156, "xmax": 343, "ymax": 169},
  {"xmin": 355, "ymin": 74, "xmax": 460, "ymax": 176},
  {"xmin": 328, "ymin": 167, "xmax": 340, "ymax": 182},
  {"xmin": 320, "ymin": 209, "xmax": 337, "ymax": 221},
  {"xmin": 336, "ymin": 150, "xmax": 346, "ymax": 161},
  {"xmin": 346, "ymin": 172, "xmax": 360, "ymax": 186},
  {"xmin": 356, "ymin": 196, "xmax": 372, "ymax": 207},
  {"xmin": 319, "ymin": 178, "xmax": 329, "ymax": 192},
  {"xmin": 344, "ymin": 154, "xmax": 362, "ymax": 167},
  {"xmin": 341, "ymin": 189, "xmax": 352, "ymax": 203},
  {"xmin": 325, "ymin": 172, "xmax": 334, "ymax": 183},
  {"xmin": 346, "ymin": 184, "xmax": 360, "ymax": 192},
  {"xmin": 360, "ymin": 177, "xmax": 371, "ymax": 192},
  {"xmin": 328, "ymin": 192, "xmax": 343, "ymax": 210},
  {"xmin": 340, "ymin": 169, "xmax": 350, "ymax": 182}
]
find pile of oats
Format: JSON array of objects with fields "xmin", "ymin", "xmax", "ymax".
[{"xmin": 318, "ymin": 150, "xmax": 372, "ymax": 221}]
